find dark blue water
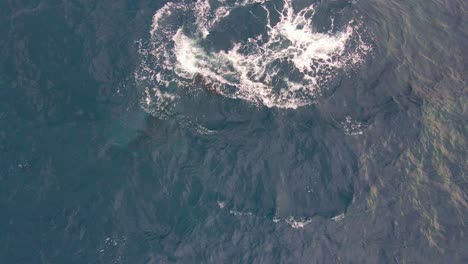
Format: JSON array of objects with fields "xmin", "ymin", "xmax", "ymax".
[{"xmin": 1, "ymin": 0, "xmax": 467, "ymax": 263}]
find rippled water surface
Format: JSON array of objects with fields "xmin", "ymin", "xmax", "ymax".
[{"xmin": 0, "ymin": 0, "xmax": 467, "ymax": 263}]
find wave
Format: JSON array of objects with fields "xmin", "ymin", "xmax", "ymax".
[{"xmin": 136, "ymin": 0, "xmax": 371, "ymax": 112}]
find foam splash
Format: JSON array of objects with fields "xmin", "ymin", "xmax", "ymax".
[
  {"xmin": 331, "ymin": 213, "xmax": 345, "ymax": 222},
  {"xmin": 342, "ymin": 116, "xmax": 364, "ymax": 135},
  {"xmin": 218, "ymin": 201, "xmax": 317, "ymax": 229},
  {"xmin": 137, "ymin": 0, "xmax": 371, "ymax": 111},
  {"xmin": 285, "ymin": 217, "xmax": 312, "ymax": 229}
]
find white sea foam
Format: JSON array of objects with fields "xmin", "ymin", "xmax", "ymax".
[
  {"xmin": 229, "ymin": 209, "xmax": 254, "ymax": 217},
  {"xmin": 285, "ymin": 216, "xmax": 312, "ymax": 229},
  {"xmin": 137, "ymin": 0, "xmax": 371, "ymax": 112},
  {"xmin": 331, "ymin": 213, "xmax": 345, "ymax": 222},
  {"xmin": 217, "ymin": 201, "xmax": 227, "ymax": 209},
  {"xmin": 342, "ymin": 116, "xmax": 364, "ymax": 135}
]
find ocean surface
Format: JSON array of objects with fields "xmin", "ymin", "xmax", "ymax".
[{"xmin": 0, "ymin": 0, "xmax": 467, "ymax": 263}]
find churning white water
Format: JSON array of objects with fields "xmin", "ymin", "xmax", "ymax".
[{"xmin": 136, "ymin": 0, "xmax": 371, "ymax": 111}]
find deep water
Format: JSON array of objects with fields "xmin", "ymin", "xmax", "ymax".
[{"xmin": 0, "ymin": 0, "xmax": 467, "ymax": 263}]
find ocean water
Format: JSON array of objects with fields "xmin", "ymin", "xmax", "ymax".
[{"xmin": 0, "ymin": 0, "xmax": 467, "ymax": 263}]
